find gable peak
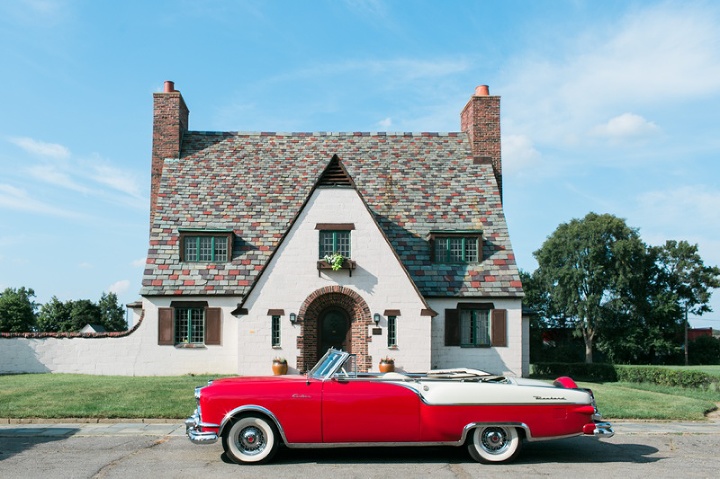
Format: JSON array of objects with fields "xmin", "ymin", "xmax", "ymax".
[{"xmin": 318, "ymin": 156, "xmax": 353, "ymax": 187}]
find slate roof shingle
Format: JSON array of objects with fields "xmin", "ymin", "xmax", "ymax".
[{"xmin": 140, "ymin": 131, "xmax": 523, "ymax": 299}]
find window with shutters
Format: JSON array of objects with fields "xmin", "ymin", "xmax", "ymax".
[
  {"xmin": 175, "ymin": 307, "xmax": 205, "ymax": 344},
  {"xmin": 444, "ymin": 304, "xmax": 507, "ymax": 348},
  {"xmin": 459, "ymin": 309, "xmax": 490, "ymax": 346},
  {"xmin": 158, "ymin": 302, "xmax": 221, "ymax": 347}
]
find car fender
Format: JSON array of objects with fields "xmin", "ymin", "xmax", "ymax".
[{"xmin": 218, "ymin": 404, "xmax": 289, "ymax": 444}]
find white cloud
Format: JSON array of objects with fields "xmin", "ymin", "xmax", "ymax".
[
  {"xmin": 108, "ymin": 280, "xmax": 130, "ymax": 295},
  {"xmin": 377, "ymin": 117, "xmax": 392, "ymax": 129},
  {"xmin": 27, "ymin": 164, "xmax": 92, "ymax": 193},
  {"xmin": 502, "ymin": 134, "xmax": 541, "ymax": 174},
  {"xmin": 501, "ymin": 3, "xmax": 720, "ymax": 146},
  {"xmin": 87, "ymin": 161, "xmax": 143, "ymax": 199},
  {"xmin": 16, "ymin": 148, "xmax": 145, "ymax": 209},
  {"xmin": 591, "ymin": 113, "xmax": 660, "ymax": 142},
  {"xmin": 0, "ymin": 183, "xmax": 84, "ymax": 218},
  {"xmin": 8, "ymin": 136, "xmax": 70, "ymax": 159},
  {"xmin": 636, "ymin": 185, "xmax": 720, "ymax": 233},
  {"xmin": 131, "ymin": 258, "xmax": 146, "ymax": 268}
]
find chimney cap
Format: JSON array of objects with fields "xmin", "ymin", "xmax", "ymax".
[
  {"xmin": 474, "ymin": 85, "xmax": 490, "ymax": 96},
  {"xmin": 163, "ymin": 81, "xmax": 175, "ymax": 93}
]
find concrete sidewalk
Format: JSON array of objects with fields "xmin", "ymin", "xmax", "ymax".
[
  {"xmin": 0, "ymin": 420, "xmax": 718, "ymax": 438},
  {"xmin": 0, "ymin": 421, "xmax": 186, "ymax": 437}
]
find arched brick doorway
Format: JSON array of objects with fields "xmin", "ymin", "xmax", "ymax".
[{"xmin": 296, "ymin": 286, "xmax": 372, "ymax": 372}]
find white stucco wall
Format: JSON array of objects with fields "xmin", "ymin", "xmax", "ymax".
[
  {"xmin": 428, "ymin": 297, "xmax": 524, "ymax": 377},
  {"xmin": 237, "ymin": 187, "xmax": 431, "ymax": 375},
  {"xmin": 0, "ymin": 297, "xmax": 238, "ymax": 376}
]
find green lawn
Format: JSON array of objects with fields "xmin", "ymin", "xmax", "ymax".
[
  {"xmin": 582, "ymin": 382, "xmax": 719, "ymax": 420},
  {"xmin": 0, "ymin": 374, "xmax": 220, "ymax": 419},
  {"xmin": 0, "ymin": 373, "xmax": 717, "ymax": 421}
]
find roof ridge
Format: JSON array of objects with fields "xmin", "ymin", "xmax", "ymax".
[{"xmin": 188, "ymin": 131, "xmax": 463, "ymax": 137}]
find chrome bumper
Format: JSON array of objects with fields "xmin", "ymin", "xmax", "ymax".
[
  {"xmin": 584, "ymin": 421, "xmax": 615, "ymax": 438},
  {"xmin": 185, "ymin": 410, "xmax": 219, "ymax": 445}
]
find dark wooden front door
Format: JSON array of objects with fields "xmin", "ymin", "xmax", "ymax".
[{"xmin": 318, "ymin": 309, "xmax": 350, "ymax": 356}]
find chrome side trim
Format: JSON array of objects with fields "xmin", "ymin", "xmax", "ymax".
[
  {"xmin": 285, "ymin": 422, "xmax": 531, "ymax": 449},
  {"xmin": 285, "ymin": 440, "xmax": 464, "ymax": 449}
]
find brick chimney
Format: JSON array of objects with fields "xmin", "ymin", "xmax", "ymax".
[
  {"xmin": 460, "ymin": 85, "xmax": 502, "ymax": 199},
  {"xmin": 151, "ymin": 80, "xmax": 189, "ymax": 224}
]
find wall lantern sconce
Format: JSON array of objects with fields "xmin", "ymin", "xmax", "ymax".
[
  {"xmin": 373, "ymin": 313, "xmax": 382, "ymax": 326},
  {"xmin": 289, "ymin": 313, "xmax": 297, "ymax": 324}
]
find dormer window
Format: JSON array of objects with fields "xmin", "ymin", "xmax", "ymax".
[
  {"xmin": 430, "ymin": 231, "xmax": 482, "ymax": 264},
  {"xmin": 179, "ymin": 230, "xmax": 233, "ymax": 263}
]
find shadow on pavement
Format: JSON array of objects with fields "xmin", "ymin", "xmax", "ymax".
[
  {"xmin": 0, "ymin": 427, "xmax": 80, "ymax": 462},
  {"xmin": 219, "ymin": 436, "xmax": 659, "ymax": 465}
]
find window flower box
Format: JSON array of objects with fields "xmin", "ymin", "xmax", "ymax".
[{"xmin": 317, "ymin": 258, "xmax": 356, "ymax": 277}]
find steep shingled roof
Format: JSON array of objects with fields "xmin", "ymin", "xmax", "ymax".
[{"xmin": 140, "ymin": 131, "xmax": 523, "ymax": 299}]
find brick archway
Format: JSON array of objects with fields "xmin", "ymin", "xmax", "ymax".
[{"xmin": 296, "ymin": 286, "xmax": 372, "ymax": 372}]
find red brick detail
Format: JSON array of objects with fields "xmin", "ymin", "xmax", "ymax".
[
  {"xmin": 460, "ymin": 91, "xmax": 502, "ymax": 197},
  {"xmin": 151, "ymin": 90, "xmax": 189, "ymax": 226},
  {"xmin": 295, "ymin": 286, "xmax": 372, "ymax": 373}
]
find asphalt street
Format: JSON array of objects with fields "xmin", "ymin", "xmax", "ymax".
[{"xmin": 1, "ymin": 420, "xmax": 719, "ymax": 478}]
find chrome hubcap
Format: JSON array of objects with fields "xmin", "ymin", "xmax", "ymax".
[
  {"xmin": 238, "ymin": 426, "xmax": 265, "ymax": 454},
  {"xmin": 481, "ymin": 428, "xmax": 508, "ymax": 453}
]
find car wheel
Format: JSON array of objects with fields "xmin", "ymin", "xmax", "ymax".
[
  {"xmin": 222, "ymin": 415, "xmax": 279, "ymax": 465},
  {"xmin": 467, "ymin": 426, "xmax": 521, "ymax": 463}
]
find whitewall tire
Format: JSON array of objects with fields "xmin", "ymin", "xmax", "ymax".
[
  {"xmin": 467, "ymin": 426, "xmax": 522, "ymax": 463},
  {"xmin": 222, "ymin": 415, "xmax": 279, "ymax": 465}
]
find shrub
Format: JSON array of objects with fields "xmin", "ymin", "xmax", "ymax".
[
  {"xmin": 615, "ymin": 366, "xmax": 716, "ymax": 389},
  {"xmin": 531, "ymin": 362, "xmax": 617, "ymax": 382},
  {"xmin": 689, "ymin": 336, "xmax": 720, "ymax": 365},
  {"xmin": 531, "ymin": 363, "xmax": 719, "ymax": 390}
]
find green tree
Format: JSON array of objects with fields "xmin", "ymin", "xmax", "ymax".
[
  {"xmin": 69, "ymin": 299, "xmax": 102, "ymax": 331},
  {"xmin": 533, "ymin": 212, "xmax": 645, "ymax": 363},
  {"xmin": 0, "ymin": 287, "xmax": 38, "ymax": 332},
  {"xmin": 37, "ymin": 296, "xmax": 73, "ymax": 332},
  {"xmin": 98, "ymin": 292, "xmax": 127, "ymax": 331},
  {"xmin": 655, "ymin": 240, "xmax": 720, "ymax": 364}
]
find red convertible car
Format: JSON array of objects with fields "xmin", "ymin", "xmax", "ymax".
[{"xmin": 185, "ymin": 349, "xmax": 614, "ymax": 465}]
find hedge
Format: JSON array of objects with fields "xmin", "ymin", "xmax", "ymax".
[{"xmin": 531, "ymin": 363, "xmax": 719, "ymax": 390}]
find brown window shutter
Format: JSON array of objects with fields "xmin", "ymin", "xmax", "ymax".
[
  {"xmin": 491, "ymin": 309, "xmax": 507, "ymax": 347},
  {"xmin": 205, "ymin": 308, "xmax": 222, "ymax": 345},
  {"xmin": 158, "ymin": 307, "xmax": 174, "ymax": 345},
  {"xmin": 445, "ymin": 309, "xmax": 460, "ymax": 346}
]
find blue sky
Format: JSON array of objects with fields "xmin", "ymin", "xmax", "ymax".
[{"xmin": 1, "ymin": 0, "xmax": 718, "ymax": 328}]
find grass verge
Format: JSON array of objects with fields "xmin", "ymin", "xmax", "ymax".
[
  {"xmin": 0, "ymin": 373, "xmax": 718, "ymax": 421},
  {"xmin": 0, "ymin": 374, "xmax": 220, "ymax": 419}
]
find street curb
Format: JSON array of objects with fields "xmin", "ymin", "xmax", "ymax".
[{"xmin": 0, "ymin": 418, "xmax": 181, "ymax": 425}]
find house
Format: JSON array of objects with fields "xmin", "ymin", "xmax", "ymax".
[
  {"xmin": 140, "ymin": 81, "xmax": 526, "ymax": 377},
  {"xmin": 80, "ymin": 324, "xmax": 106, "ymax": 333}
]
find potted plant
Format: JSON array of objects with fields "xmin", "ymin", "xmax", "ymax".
[
  {"xmin": 324, "ymin": 252, "xmax": 345, "ymax": 271},
  {"xmin": 272, "ymin": 357, "xmax": 288, "ymax": 375},
  {"xmin": 378, "ymin": 356, "xmax": 395, "ymax": 373}
]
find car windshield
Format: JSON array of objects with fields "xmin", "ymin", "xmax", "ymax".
[{"xmin": 309, "ymin": 349, "xmax": 345, "ymax": 379}]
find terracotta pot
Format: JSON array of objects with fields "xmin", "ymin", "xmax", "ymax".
[
  {"xmin": 272, "ymin": 361, "xmax": 288, "ymax": 375},
  {"xmin": 378, "ymin": 361, "xmax": 395, "ymax": 373}
]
